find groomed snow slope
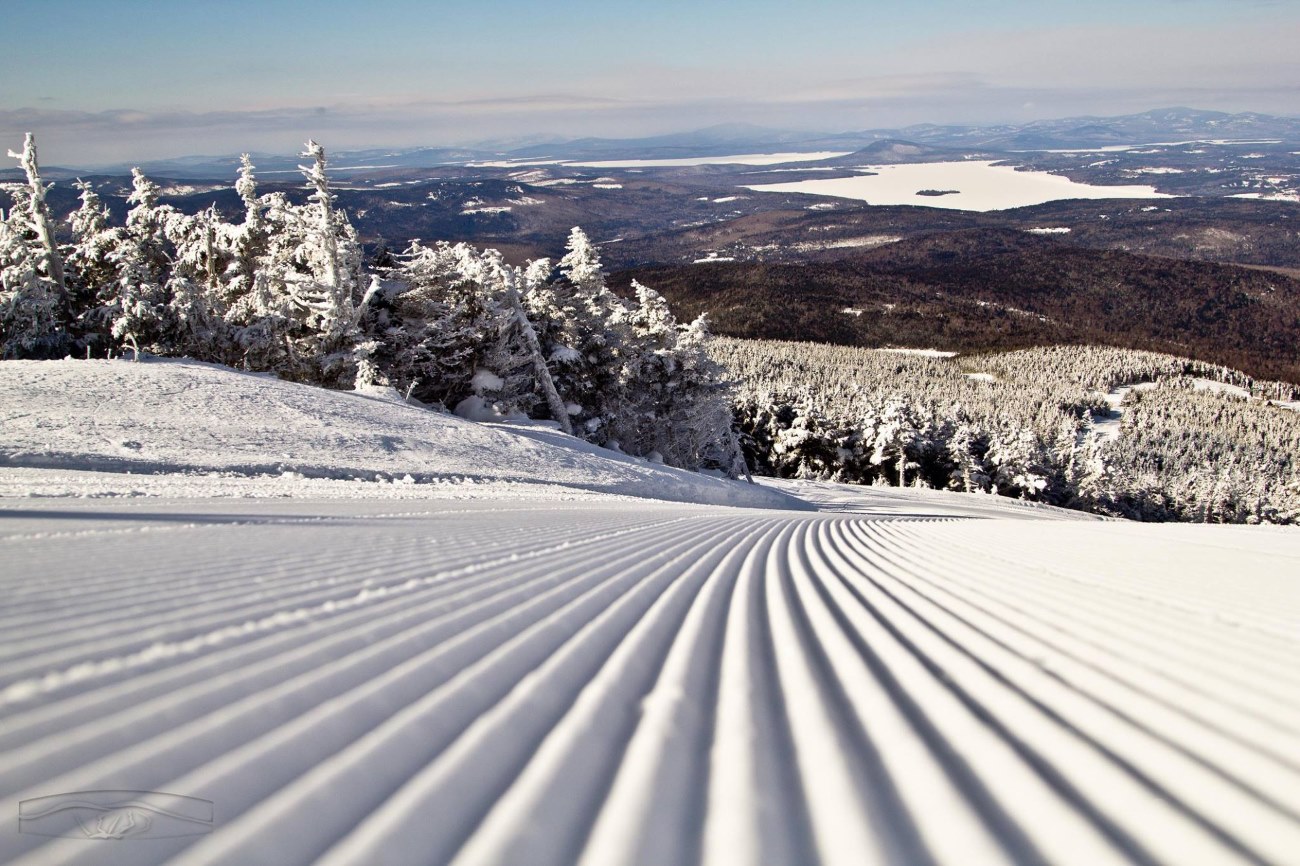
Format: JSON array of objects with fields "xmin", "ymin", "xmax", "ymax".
[
  {"xmin": 0, "ymin": 359, "xmax": 790, "ymax": 509},
  {"xmin": 2, "ymin": 361, "xmax": 1299, "ymax": 866}
]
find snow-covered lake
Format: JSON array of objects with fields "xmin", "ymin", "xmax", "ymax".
[{"xmin": 746, "ymin": 160, "xmax": 1174, "ymax": 211}]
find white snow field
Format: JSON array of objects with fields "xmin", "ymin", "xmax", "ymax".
[
  {"xmin": 0, "ymin": 359, "xmax": 786, "ymax": 509},
  {"xmin": 746, "ymin": 161, "xmax": 1174, "ymax": 211},
  {"xmin": 2, "ymin": 360, "xmax": 1300, "ymax": 866}
]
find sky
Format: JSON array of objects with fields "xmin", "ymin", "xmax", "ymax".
[{"xmin": 2, "ymin": 0, "xmax": 1298, "ymax": 166}]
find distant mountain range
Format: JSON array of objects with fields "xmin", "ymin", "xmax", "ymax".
[
  {"xmin": 882, "ymin": 107, "xmax": 1300, "ymax": 151},
  {"xmin": 504, "ymin": 108, "xmax": 1300, "ymax": 163},
  {"xmin": 8, "ymin": 107, "xmax": 1299, "ymax": 180}
]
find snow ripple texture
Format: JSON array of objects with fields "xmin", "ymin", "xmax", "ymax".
[{"xmin": 2, "ymin": 498, "xmax": 1298, "ymax": 866}]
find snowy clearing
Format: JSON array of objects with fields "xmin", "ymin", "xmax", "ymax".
[
  {"xmin": 875, "ymin": 347, "xmax": 958, "ymax": 358},
  {"xmin": 793, "ymin": 235, "xmax": 903, "ymax": 252},
  {"xmin": 2, "ymin": 360, "xmax": 1299, "ymax": 865},
  {"xmin": 1093, "ymin": 378, "xmax": 1297, "ymax": 441},
  {"xmin": 1231, "ymin": 192, "xmax": 1300, "ymax": 203},
  {"xmin": 746, "ymin": 161, "xmax": 1174, "ymax": 211}
]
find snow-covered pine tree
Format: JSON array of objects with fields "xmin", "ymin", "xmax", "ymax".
[
  {"xmin": 226, "ymin": 154, "xmax": 268, "ymax": 311},
  {"xmin": 508, "ymin": 257, "xmax": 572, "ymax": 434},
  {"xmin": 614, "ymin": 282, "xmax": 739, "ymax": 470},
  {"xmin": 223, "ymin": 158, "xmax": 294, "ymax": 371},
  {"xmin": 65, "ymin": 180, "xmax": 122, "ymax": 352},
  {"xmin": 165, "ymin": 204, "xmax": 227, "ymax": 358},
  {"xmin": 870, "ymin": 397, "xmax": 919, "ymax": 487},
  {"xmin": 7, "ymin": 134, "xmax": 65, "ymax": 295},
  {"xmin": 376, "ymin": 241, "xmax": 513, "ymax": 410},
  {"xmin": 665, "ymin": 312, "xmax": 745, "ymax": 473},
  {"xmin": 280, "ymin": 140, "xmax": 366, "ymax": 385},
  {"xmin": 98, "ymin": 168, "xmax": 180, "ymax": 357},
  {"xmin": 540, "ymin": 226, "xmax": 633, "ymax": 442},
  {"xmin": 0, "ymin": 134, "xmax": 68, "ymax": 358},
  {"xmin": 0, "ymin": 215, "xmax": 64, "ymax": 358},
  {"xmin": 944, "ymin": 413, "xmax": 992, "ymax": 493}
]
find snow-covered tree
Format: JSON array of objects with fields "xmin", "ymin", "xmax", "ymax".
[
  {"xmin": 275, "ymin": 141, "xmax": 366, "ymax": 385},
  {"xmin": 375, "ymin": 241, "xmax": 516, "ymax": 410},
  {"xmin": 165, "ymin": 205, "xmax": 227, "ymax": 357},
  {"xmin": 870, "ymin": 397, "xmax": 919, "ymax": 487},
  {"xmin": 95, "ymin": 168, "xmax": 180, "ymax": 357},
  {"xmin": 0, "ymin": 134, "xmax": 68, "ymax": 357},
  {"xmin": 614, "ymin": 283, "xmax": 739, "ymax": 470},
  {"xmin": 502, "ymin": 257, "xmax": 571, "ymax": 433},
  {"xmin": 0, "ymin": 216, "xmax": 64, "ymax": 358},
  {"xmin": 66, "ymin": 180, "xmax": 120, "ymax": 341},
  {"xmin": 6, "ymin": 134, "xmax": 65, "ymax": 294},
  {"xmin": 534, "ymin": 227, "xmax": 632, "ymax": 440}
]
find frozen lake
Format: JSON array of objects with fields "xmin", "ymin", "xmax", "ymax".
[{"xmin": 746, "ymin": 160, "xmax": 1174, "ymax": 211}]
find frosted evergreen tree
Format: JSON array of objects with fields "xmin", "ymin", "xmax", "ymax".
[
  {"xmin": 870, "ymin": 397, "xmax": 919, "ymax": 487},
  {"xmin": 235, "ymin": 154, "xmax": 264, "ymax": 236},
  {"xmin": 543, "ymin": 226, "xmax": 633, "ymax": 441},
  {"xmin": 95, "ymin": 168, "xmax": 180, "ymax": 357},
  {"xmin": 226, "ymin": 155, "xmax": 268, "ymax": 310},
  {"xmin": 106, "ymin": 241, "xmax": 166, "ymax": 360},
  {"xmin": 278, "ymin": 141, "xmax": 366, "ymax": 385},
  {"xmin": 66, "ymin": 180, "xmax": 121, "ymax": 342},
  {"xmin": 666, "ymin": 313, "xmax": 745, "ymax": 472},
  {"xmin": 0, "ymin": 216, "xmax": 64, "ymax": 358},
  {"xmin": 945, "ymin": 415, "xmax": 991, "ymax": 493},
  {"xmin": 512, "ymin": 257, "xmax": 572, "ymax": 433},
  {"xmin": 226, "ymin": 190, "xmax": 296, "ymax": 371},
  {"xmin": 6, "ymin": 134, "xmax": 65, "ymax": 294},
  {"xmin": 557, "ymin": 226, "xmax": 605, "ymax": 295},
  {"xmin": 0, "ymin": 134, "xmax": 68, "ymax": 357},
  {"xmin": 377, "ymin": 240, "xmax": 515, "ymax": 409},
  {"xmin": 165, "ymin": 205, "xmax": 227, "ymax": 357},
  {"xmin": 614, "ymin": 283, "xmax": 739, "ymax": 470},
  {"xmin": 492, "ymin": 255, "xmax": 571, "ymax": 430}
]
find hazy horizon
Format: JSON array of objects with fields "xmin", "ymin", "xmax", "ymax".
[{"xmin": 4, "ymin": 0, "xmax": 1298, "ymax": 166}]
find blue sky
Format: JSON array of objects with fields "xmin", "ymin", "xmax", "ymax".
[{"xmin": 3, "ymin": 0, "xmax": 1297, "ymax": 164}]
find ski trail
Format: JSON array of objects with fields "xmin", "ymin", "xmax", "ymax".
[
  {"xmin": 158, "ymin": 518, "xmax": 735, "ymax": 865},
  {"xmin": 839, "ymin": 522, "xmax": 1300, "ymax": 821},
  {"xmin": 856, "ymin": 521, "xmax": 1300, "ymax": 742},
  {"xmin": 831, "ymin": 522, "xmax": 1295, "ymax": 865},
  {"xmin": 701, "ymin": 517, "xmax": 818, "ymax": 866},
  {"xmin": 573, "ymin": 520, "xmax": 786, "ymax": 866},
  {"xmin": 766, "ymin": 519, "xmax": 929, "ymax": 866},
  {"xmin": 3, "ymin": 499, "xmax": 1298, "ymax": 866}
]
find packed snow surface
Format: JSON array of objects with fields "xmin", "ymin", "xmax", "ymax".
[
  {"xmin": 746, "ymin": 161, "xmax": 1174, "ymax": 211},
  {"xmin": 2, "ymin": 360, "xmax": 1299, "ymax": 865}
]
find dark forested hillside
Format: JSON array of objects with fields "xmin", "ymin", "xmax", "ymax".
[{"xmin": 613, "ymin": 228, "xmax": 1300, "ymax": 382}]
